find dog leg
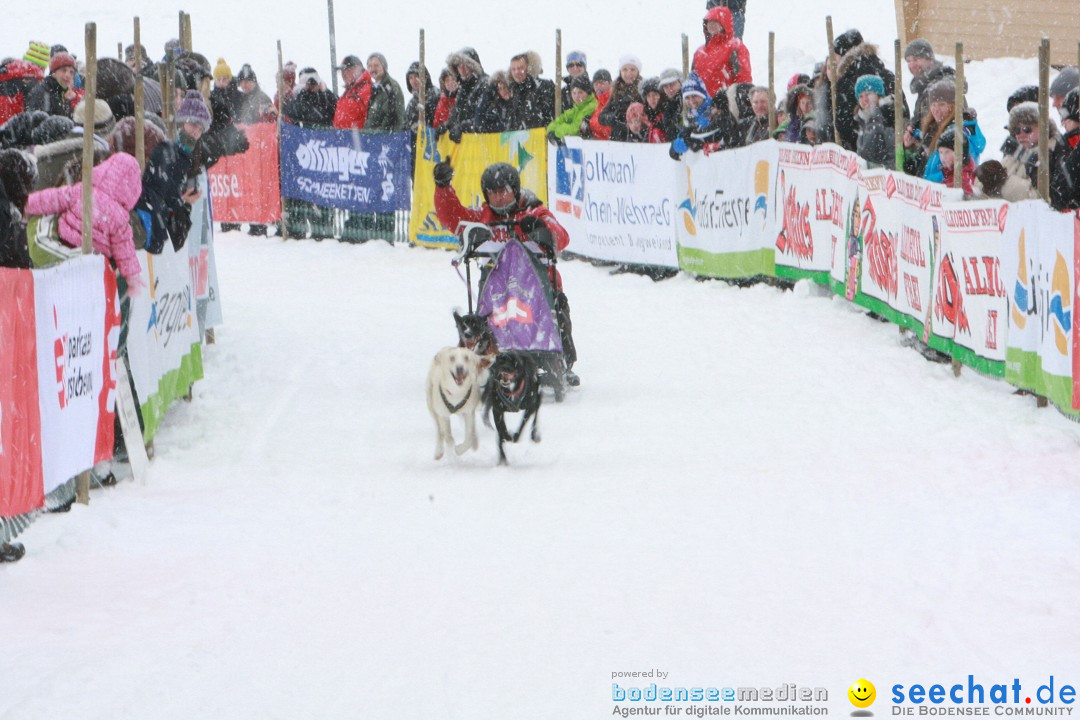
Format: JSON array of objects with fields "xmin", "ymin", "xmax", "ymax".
[
  {"xmin": 456, "ymin": 410, "xmax": 476, "ymax": 455},
  {"xmin": 530, "ymin": 404, "xmax": 541, "ymax": 443},
  {"xmin": 434, "ymin": 415, "xmax": 447, "ymax": 460},
  {"xmin": 494, "ymin": 410, "xmax": 510, "ymax": 465}
]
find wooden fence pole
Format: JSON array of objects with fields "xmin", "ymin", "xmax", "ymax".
[
  {"xmin": 134, "ymin": 17, "xmax": 145, "ymax": 170},
  {"xmin": 77, "ymin": 21, "xmax": 98, "ymax": 506},
  {"xmin": 554, "ymin": 29, "xmax": 562, "ymax": 118},
  {"xmin": 826, "ymin": 16, "xmax": 837, "ymax": 144},
  {"xmin": 768, "ymin": 32, "xmax": 776, "ymax": 135},
  {"xmin": 953, "ymin": 42, "xmax": 963, "ymax": 191},
  {"xmin": 894, "ymin": 39, "xmax": 904, "ymax": 171},
  {"xmin": 277, "ymin": 40, "xmax": 289, "ymax": 240},
  {"xmin": 327, "ymin": 0, "xmax": 339, "ymax": 95},
  {"xmin": 1038, "ymin": 38, "xmax": 1050, "ymax": 203},
  {"xmin": 682, "ymin": 34, "xmax": 689, "ymax": 79},
  {"xmin": 418, "ymin": 29, "xmax": 426, "ymax": 133}
]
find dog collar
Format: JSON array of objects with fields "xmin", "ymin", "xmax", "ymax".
[{"xmin": 440, "ymin": 385, "xmax": 473, "ymax": 414}]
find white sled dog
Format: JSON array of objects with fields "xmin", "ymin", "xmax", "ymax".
[{"xmin": 426, "ymin": 346, "xmax": 483, "ymax": 459}]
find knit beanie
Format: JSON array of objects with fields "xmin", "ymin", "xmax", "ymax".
[
  {"xmin": 904, "ymin": 39, "xmax": 935, "ymax": 61},
  {"xmin": 787, "ymin": 73, "xmax": 810, "ymax": 90},
  {"xmin": 23, "ymin": 42, "xmax": 50, "ymax": 69},
  {"xmin": 175, "ymin": 90, "xmax": 211, "ymax": 131},
  {"xmin": 73, "ymin": 98, "xmax": 116, "ymax": 135},
  {"xmin": 681, "ymin": 72, "xmax": 708, "ymax": 100},
  {"xmin": 213, "ymin": 58, "xmax": 232, "ymax": 81},
  {"xmin": 566, "ymin": 51, "xmax": 586, "ymax": 67},
  {"xmin": 927, "ymin": 78, "xmax": 957, "ymax": 105},
  {"xmin": 1008, "ymin": 101, "xmax": 1040, "ymax": 134},
  {"xmin": 107, "ymin": 115, "xmax": 166, "ymax": 159},
  {"xmin": 591, "ymin": 69, "xmax": 611, "ymax": 84},
  {"xmin": 1065, "ymin": 89, "xmax": 1079, "ymax": 122},
  {"xmin": 641, "ymin": 77, "xmax": 661, "ymax": 97},
  {"xmin": 1007, "ymin": 85, "xmax": 1039, "ymax": 112},
  {"xmin": 31, "ymin": 114, "xmax": 74, "ymax": 145},
  {"xmin": 236, "ymin": 64, "xmax": 257, "ymax": 83},
  {"xmin": 975, "ymin": 160, "xmax": 1007, "ymax": 197},
  {"xmin": 658, "ymin": 68, "xmax": 681, "ymax": 87},
  {"xmin": 833, "ymin": 29, "xmax": 864, "ymax": 57},
  {"xmin": 854, "ymin": 74, "xmax": 885, "ymax": 100},
  {"xmin": 618, "ymin": 55, "xmax": 642, "ymax": 75},
  {"xmin": 49, "ymin": 52, "xmax": 76, "ymax": 74},
  {"xmin": 1050, "ymin": 67, "xmax": 1078, "ymax": 98},
  {"xmin": 937, "ymin": 126, "xmax": 969, "ymax": 161}
]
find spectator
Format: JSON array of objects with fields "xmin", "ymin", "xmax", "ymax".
[
  {"xmin": 641, "ymin": 77, "xmax": 674, "ymax": 142},
  {"xmin": 0, "ymin": 148, "xmax": 37, "ymax": 269},
  {"xmin": 658, "ymin": 68, "xmax": 683, "ymax": 135},
  {"xmin": 600, "ymin": 56, "xmax": 644, "ymax": 141},
  {"xmin": 445, "ymin": 48, "xmax": 488, "ymax": 142},
  {"xmin": 233, "ymin": 64, "xmax": 273, "ymax": 124},
  {"xmin": 999, "ymin": 102, "xmax": 1070, "ymax": 208},
  {"xmin": 25, "ymin": 51, "xmax": 78, "ymax": 118},
  {"xmin": 586, "ymin": 69, "xmax": 613, "ymax": 140},
  {"xmin": 273, "ymin": 61, "xmax": 298, "ymax": 115},
  {"xmin": 780, "ymin": 83, "xmax": 813, "ymax": 142},
  {"xmin": 902, "ymin": 78, "xmax": 984, "ymax": 180},
  {"xmin": 1050, "ymin": 67, "xmax": 1078, "ymax": 120},
  {"xmin": 282, "ymin": 69, "xmax": 337, "ymax": 239},
  {"xmin": 475, "ymin": 70, "xmax": 513, "ymax": 132},
  {"xmin": 34, "ymin": 98, "xmax": 113, "ymax": 189},
  {"xmin": 561, "ymin": 51, "xmax": 588, "ymax": 111},
  {"xmin": 96, "ymin": 58, "xmax": 138, "ymax": 122},
  {"xmin": 0, "ymin": 59, "xmax": 44, "ymax": 127},
  {"xmin": 507, "ymin": 51, "xmax": 555, "ymax": 130},
  {"xmin": 853, "ymin": 74, "xmax": 895, "ymax": 168},
  {"xmin": 737, "ymin": 86, "xmax": 770, "ymax": 146},
  {"xmin": 830, "ymin": 29, "xmax": 900, "ymax": 152},
  {"xmin": 933, "ymin": 126, "xmax": 975, "ymax": 195},
  {"xmin": 0, "ymin": 109, "xmax": 49, "ymax": 149},
  {"xmin": 547, "ymin": 74, "xmax": 596, "ymax": 143},
  {"xmin": 1060, "ymin": 89, "xmax": 1079, "ymax": 208},
  {"xmin": 904, "ymin": 39, "xmax": 953, "ymax": 129},
  {"xmin": 692, "ymin": 7, "xmax": 752, "ymax": 98},
  {"xmin": 799, "ymin": 111, "xmax": 819, "ymax": 145},
  {"xmin": 433, "ymin": 68, "xmax": 457, "ymax": 132},
  {"xmin": 405, "ymin": 61, "xmax": 438, "ymax": 164},
  {"xmin": 705, "ymin": 0, "xmax": 747, "ymax": 39},
  {"xmin": 332, "ymin": 55, "xmax": 372, "ymax": 130},
  {"xmin": 124, "ymin": 43, "xmax": 158, "ymax": 81},
  {"xmin": 366, "ymin": 53, "xmax": 405, "ymax": 132},
  {"xmin": 669, "ymin": 72, "xmax": 737, "ymax": 159}
]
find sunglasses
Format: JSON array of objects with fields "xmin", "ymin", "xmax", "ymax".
[
  {"xmin": 1013, "ymin": 126, "xmax": 1035, "ymax": 135},
  {"xmin": 567, "ymin": 61, "xmax": 584, "ymax": 68}
]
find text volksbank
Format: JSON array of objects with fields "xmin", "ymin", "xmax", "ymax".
[{"xmin": 613, "ymin": 683, "xmax": 828, "ymax": 702}]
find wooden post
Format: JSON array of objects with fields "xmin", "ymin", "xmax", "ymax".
[
  {"xmin": 894, "ymin": 0, "xmax": 908, "ymax": 53},
  {"xmin": 682, "ymin": 34, "xmax": 689, "ymax": 79},
  {"xmin": 117, "ymin": 42, "xmax": 123, "ymax": 61},
  {"xmin": 77, "ymin": 21, "xmax": 98, "ymax": 506},
  {"xmin": 277, "ymin": 40, "xmax": 289, "ymax": 240},
  {"xmin": 134, "ymin": 17, "xmax": 145, "ymax": 170},
  {"xmin": 894, "ymin": 39, "xmax": 905, "ymax": 171},
  {"xmin": 554, "ymin": 29, "xmax": 562, "ymax": 117},
  {"xmin": 1037, "ymin": 38, "xmax": 1050, "ymax": 203},
  {"xmin": 953, "ymin": 43, "xmax": 963, "ymax": 191},
  {"xmin": 826, "ymin": 16, "xmax": 837, "ymax": 144},
  {"xmin": 768, "ymin": 32, "xmax": 776, "ymax": 135},
  {"xmin": 161, "ymin": 58, "xmax": 176, "ymax": 139},
  {"xmin": 327, "ymin": 0, "xmax": 339, "ymax": 95},
  {"xmin": 418, "ymin": 29, "xmax": 426, "ymax": 132}
]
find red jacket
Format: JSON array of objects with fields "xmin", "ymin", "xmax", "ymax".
[
  {"xmin": 433, "ymin": 93, "xmax": 454, "ymax": 128},
  {"xmin": 332, "ymin": 71, "xmax": 372, "ymax": 129},
  {"xmin": 434, "ymin": 184, "xmax": 570, "ymax": 289},
  {"xmin": 0, "ymin": 60, "xmax": 44, "ymax": 126},
  {"xmin": 588, "ymin": 90, "xmax": 612, "ymax": 140},
  {"xmin": 692, "ymin": 7, "xmax": 752, "ymax": 97}
]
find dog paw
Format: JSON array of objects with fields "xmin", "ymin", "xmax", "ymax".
[
  {"xmin": 531, "ymin": 429, "xmax": 541, "ymax": 443},
  {"xmin": 454, "ymin": 442, "xmax": 470, "ymax": 455},
  {"xmin": 434, "ymin": 448, "xmax": 444, "ymax": 460}
]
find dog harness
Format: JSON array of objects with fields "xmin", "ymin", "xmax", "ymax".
[
  {"xmin": 495, "ymin": 376, "xmax": 527, "ymax": 412},
  {"xmin": 440, "ymin": 386, "xmax": 473, "ymax": 414}
]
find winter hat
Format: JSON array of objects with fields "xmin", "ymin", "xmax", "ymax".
[
  {"xmin": 625, "ymin": 102, "xmax": 645, "ymax": 125},
  {"xmin": 49, "ymin": 52, "xmax": 76, "ymax": 74},
  {"xmin": 106, "ymin": 95, "xmax": 135, "ymax": 121},
  {"xmin": 904, "ymin": 38, "xmax": 935, "ymax": 61},
  {"xmin": 592, "ymin": 69, "xmax": 612, "ymax": 84},
  {"xmin": 787, "ymin": 72, "xmax": 810, "ymax": 90},
  {"xmin": 96, "ymin": 58, "xmax": 135, "ymax": 99},
  {"xmin": 74, "ymin": 98, "xmax": 115, "ymax": 135},
  {"xmin": 337, "ymin": 55, "xmax": 362, "ymax": 71},
  {"xmin": 164, "ymin": 38, "xmax": 183, "ymax": 61},
  {"xmin": 1050, "ymin": 66, "xmax": 1078, "ymax": 98},
  {"xmin": 618, "ymin": 54, "xmax": 642, "ymax": 75},
  {"xmin": 0, "ymin": 148, "xmax": 38, "ymax": 211},
  {"xmin": 569, "ymin": 73, "xmax": 593, "ymax": 95},
  {"xmin": 937, "ymin": 126, "xmax": 969, "ymax": 161},
  {"xmin": 175, "ymin": 90, "xmax": 211, "ymax": 131},
  {"xmin": 975, "ymin": 160, "xmax": 1007, "ymax": 197},
  {"xmin": 1064, "ymin": 88, "xmax": 1080, "ymax": 122},
  {"xmin": 31, "ymin": 114, "xmax": 73, "ymax": 145},
  {"xmin": 642, "ymin": 77, "xmax": 662, "ymax": 97},
  {"xmin": 1007, "ymin": 85, "xmax": 1039, "ymax": 112},
  {"xmin": 566, "ymin": 51, "xmax": 586, "ymax": 67},
  {"xmin": 927, "ymin": 78, "xmax": 957, "ymax": 106},
  {"xmin": 681, "ymin": 72, "xmax": 707, "ymax": 100},
  {"xmin": 107, "ymin": 115, "xmax": 166, "ymax": 159},
  {"xmin": 213, "ymin": 58, "xmax": 232, "ymax": 81},
  {"xmin": 236, "ymin": 63, "xmax": 256, "ymax": 82},
  {"xmin": 297, "ymin": 68, "xmax": 322, "ymax": 89},
  {"xmin": 833, "ymin": 29, "xmax": 864, "ymax": 58},
  {"xmin": 281, "ymin": 62, "xmax": 297, "ymax": 83},
  {"xmin": 854, "ymin": 74, "xmax": 885, "ymax": 100},
  {"xmin": 23, "ymin": 42, "xmax": 50, "ymax": 69},
  {"xmin": 659, "ymin": 68, "xmax": 681, "ymax": 87},
  {"xmin": 1008, "ymin": 101, "xmax": 1040, "ymax": 134}
]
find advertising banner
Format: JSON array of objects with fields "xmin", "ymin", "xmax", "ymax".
[
  {"xmin": 1001, "ymin": 202, "xmax": 1077, "ymax": 417},
  {"xmin": 207, "ymin": 123, "xmax": 282, "ymax": 223},
  {"xmin": 0, "ymin": 268, "xmax": 43, "ymax": 517},
  {"xmin": 189, "ymin": 172, "xmax": 224, "ymax": 332},
  {"xmin": 280, "ymin": 124, "xmax": 412, "ymax": 212},
  {"xmin": 126, "ymin": 243, "xmax": 204, "ymax": 441},
  {"xmin": 549, "ymin": 137, "xmax": 678, "ymax": 268},
  {"xmin": 33, "ymin": 255, "xmax": 118, "ymax": 494},
  {"xmin": 773, "ymin": 143, "xmax": 862, "ymax": 283},
  {"xmin": 850, "ymin": 170, "xmax": 942, "ymax": 330},
  {"xmin": 411, "ymin": 127, "xmax": 548, "ymax": 248},
  {"xmin": 927, "ymin": 199, "xmax": 1010, "ymax": 375},
  {"xmin": 673, "ymin": 141, "xmax": 777, "ymax": 277}
]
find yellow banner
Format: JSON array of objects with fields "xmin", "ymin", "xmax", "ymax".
[{"xmin": 410, "ymin": 128, "xmax": 549, "ymax": 248}]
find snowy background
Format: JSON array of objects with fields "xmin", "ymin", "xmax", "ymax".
[{"xmin": 5, "ymin": 1, "xmax": 1080, "ymax": 719}]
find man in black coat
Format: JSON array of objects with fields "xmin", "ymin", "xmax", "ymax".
[
  {"xmin": 904, "ymin": 39, "xmax": 955, "ymax": 129},
  {"xmin": 445, "ymin": 48, "xmax": 488, "ymax": 142},
  {"xmin": 507, "ymin": 51, "xmax": 555, "ymax": 130},
  {"xmin": 825, "ymin": 30, "xmax": 903, "ymax": 152},
  {"xmin": 25, "ymin": 52, "xmax": 77, "ymax": 118}
]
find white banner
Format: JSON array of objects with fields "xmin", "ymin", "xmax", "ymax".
[
  {"xmin": 33, "ymin": 255, "xmax": 118, "ymax": 494},
  {"xmin": 673, "ymin": 141, "xmax": 779, "ymax": 278},
  {"xmin": 189, "ymin": 170, "xmax": 224, "ymax": 332},
  {"xmin": 548, "ymin": 137, "xmax": 678, "ymax": 268}
]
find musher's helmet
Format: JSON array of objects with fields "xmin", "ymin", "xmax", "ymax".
[{"xmin": 480, "ymin": 162, "xmax": 521, "ymax": 215}]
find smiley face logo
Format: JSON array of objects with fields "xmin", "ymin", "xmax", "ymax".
[{"xmin": 848, "ymin": 679, "xmax": 876, "ymax": 709}]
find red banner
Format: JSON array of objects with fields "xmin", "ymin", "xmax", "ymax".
[
  {"xmin": 208, "ymin": 123, "xmax": 281, "ymax": 223},
  {"xmin": 0, "ymin": 268, "xmax": 44, "ymax": 517}
]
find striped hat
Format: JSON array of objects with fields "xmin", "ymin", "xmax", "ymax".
[{"xmin": 23, "ymin": 41, "xmax": 50, "ymax": 69}]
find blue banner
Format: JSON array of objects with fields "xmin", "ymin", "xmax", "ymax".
[{"xmin": 279, "ymin": 124, "xmax": 412, "ymax": 212}]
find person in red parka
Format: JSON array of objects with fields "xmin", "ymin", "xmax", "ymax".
[
  {"xmin": 432, "ymin": 160, "xmax": 579, "ymax": 385},
  {"xmin": 332, "ymin": 55, "xmax": 372, "ymax": 130},
  {"xmin": 0, "ymin": 59, "xmax": 44, "ymax": 127},
  {"xmin": 692, "ymin": 6, "xmax": 752, "ymax": 98}
]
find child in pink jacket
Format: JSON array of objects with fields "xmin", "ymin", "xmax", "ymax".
[{"xmin": 26, "ymin": 152, "xmax": 145, "ymax": 292}]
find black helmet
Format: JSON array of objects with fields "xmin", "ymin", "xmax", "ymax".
[
  {"xmin": 480, "ymin": 162, "xmax": 521, "ymax": 214},
  {"xmin": 1064, "ymin": 88, "xmax": 1079, "ymax": 123}
]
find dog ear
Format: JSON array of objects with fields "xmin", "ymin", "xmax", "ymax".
[{"xmin": 453, "ymin": 310, "xmax": 463, "ymax": 324}]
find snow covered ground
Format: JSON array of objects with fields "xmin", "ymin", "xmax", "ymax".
[{"xmin": 3, "ymin": 236, "xmax": 1079, "ymax": 718}]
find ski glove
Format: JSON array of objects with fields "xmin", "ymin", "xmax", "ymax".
[
  {"xmin": 433, "ymin": 160, "xmax": 454, "ymax": 187},
  {"xmin": 670, "ymin": 136, "xmax": 689, "ymax": 158}
]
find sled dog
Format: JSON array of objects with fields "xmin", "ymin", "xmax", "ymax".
[{"xmin": 427, "ymin": 346, "xmax": 483, "ymax": 460}]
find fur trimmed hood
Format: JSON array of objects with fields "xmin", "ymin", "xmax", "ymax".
[
  {"xmin": 511, "ymin": 50, "xmax": 543, "ymax": 78},
  {"xmin": 837, "ymin": 42, "xmax": 880, "ymax": 82},
  {"xmin": 447, "ymin": 48, "xmax": 485, "ymax": 80}
]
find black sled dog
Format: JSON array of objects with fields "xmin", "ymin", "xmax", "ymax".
[
  {"xmin": 484, "ymin": 351, "xmax": 542, "ymax": 465},
  {"xmin": 453, "ymin": 310, "xmax": 498, "ymax": 373}
]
